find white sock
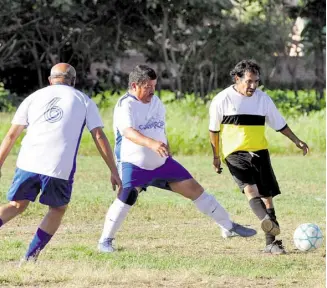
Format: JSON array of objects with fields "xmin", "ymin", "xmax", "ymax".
[
  {"xmin": 99, "ymin": 198, "xmax": 131, "ymax": 242},
  {"xmin": 193, "ymin": 191, "xmax": 233, "ymax": 231}
]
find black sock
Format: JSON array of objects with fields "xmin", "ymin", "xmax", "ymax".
[
  {"xmin": 265, "ymin": 208, "xmax": 278, "ymax": 245},
  {"xmin": 249, "ymin": 197, "xmax": 268, "ymax": 220},
  {"xmin": 265, "ymin": 233, "xmax": 275, "ymax": 245},
  {"xmin": 266, "ymin": 208, "xmax": 279, "ymax": 226}
]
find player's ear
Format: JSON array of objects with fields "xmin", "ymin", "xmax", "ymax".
[
  {"xmin": 131, "ymin": 82, "xmax": 137, "ymax": 91},
  {"xmin": 48, "ymin": 76, "xmax": 52, "ymax": 85}
]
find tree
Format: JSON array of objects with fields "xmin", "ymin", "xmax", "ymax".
[{"xmin": 287, "ymin": 0, "xmax": 326, "ymax": 99}]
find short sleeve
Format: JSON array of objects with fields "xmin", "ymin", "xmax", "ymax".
[
  {"xmin": 115, "ymin": 101, "xmax": 135, "ymax": 135},
  {"xmin": 265, "ymin": 96, "xmax": 287, "ymax": 131},
  {"xmin": 209, "ymin": 97, "xmax": 223, "ymax": 132},
  {"xmin": 11, "ymin": 97, "xmax": 31, "ymax": 126},
  {"xmin": 85, "ymin": 100, "xmax": 104, "ymax": 131}
]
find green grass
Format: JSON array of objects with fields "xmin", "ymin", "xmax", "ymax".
[
  {"xmin": 0, "ymin": 107, "xmax": 325, "ymax": 156},
  {"xmin": 0, "ymin": 154, "xmax": 325, "ymax": 287}
]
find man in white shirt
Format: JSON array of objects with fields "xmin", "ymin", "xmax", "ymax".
[
  {"xmin": 0, "ymin": 63, "xmax": 121, "ymax": 262},
  {"xmin": 209, "ymin": 59, "xmax": 309, "ymax": 254},
  {"xmin": 98, "ymin": 65, "xmax": 257, "ymax": 253}
]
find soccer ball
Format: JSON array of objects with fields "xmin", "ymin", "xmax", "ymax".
[{"xmin": 293, "ymin": 223, "xmax": 324, "ymax": 252}]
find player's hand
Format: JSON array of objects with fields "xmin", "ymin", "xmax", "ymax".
[
  {"xmin": 150, "ymin": 141, "xmax": 169, "ymax": 157},
  {"xmin": 213, "ymin": 157, "xmax": 223, "ymax": 174},
  {"xmin": 110, "ymin": 173, "xmax": 122, "ymax": 194},
  {"xmin": 295, "ymin": 140, "xmax": 309, "ymax": 156}
]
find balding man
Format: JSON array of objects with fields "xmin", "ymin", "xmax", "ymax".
[{"xmin": 0, "ymin": 63, "xmax": 121, "ymax": 263}]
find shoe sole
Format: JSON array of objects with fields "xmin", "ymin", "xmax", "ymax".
[
  {"xmin": 263, "ymin": 250, "xmax": 287, "ymax": 255},
  {"xmin": 261, "ymin": 219, "xmax": 280, "ymax": 236}
]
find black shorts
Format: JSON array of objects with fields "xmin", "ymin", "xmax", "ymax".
[{"xmin": 225, "ymin": 149, "xmax": 281, "ymax": 198}]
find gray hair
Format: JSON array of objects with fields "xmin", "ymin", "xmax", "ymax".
[
  {"xmin": 50, "ymin": 65, "xmax": 76, "ymax": 80},
  {"xmin": 128, "ymin": 65, "xmax": 157, "ymax": 88}
]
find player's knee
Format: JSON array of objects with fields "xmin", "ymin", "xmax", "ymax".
[
  {"xmin": 9, "ymin": 200, "xmax": 29, "ymax": 213},
  {"xmin": 118, "ymin": 187, "xmax": 139, "ymax": 206},
  {"xmin": 49, "ymin": 204, "xmax": 68, "ymax": 215},
  {"xmin": 244, "ymin": 185, "xmax": 260, "ymax": 199}
]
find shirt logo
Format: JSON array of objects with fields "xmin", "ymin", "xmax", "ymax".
[
  {"xmin": 139, "ymin": 117, "xmax": 165, "ymax": 130},
  {"xmin": 44, "ymin": 97, "xmax": 63, "ymax": 123}
]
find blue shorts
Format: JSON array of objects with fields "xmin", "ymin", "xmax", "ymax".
[
  {"xmin": 7, "ymin": 168, "xmax": 73, "ymax": 207},
  {"xmin": 121, "ymin": 157, "xmax": 193, "ymax": 190}
]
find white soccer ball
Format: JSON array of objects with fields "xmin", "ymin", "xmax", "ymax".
[{"xmin": 293, "ymin": 223, "xmax": 324, "ymax": 252}]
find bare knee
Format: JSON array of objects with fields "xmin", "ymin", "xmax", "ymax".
[
  {"xmin": 261, "ymin": 197, "xmax": 273, "ymax": 209},
  {"xmin": 170, "ymin": 179, "xmax": 204, "ymax": 201},
  {"xmin": 9, "ymin": 200, "xmax": 29, "ymax": 213},
  {"xmin": 49, "ymin": 205, "xmax": 68, "ymax": 216},
  {"xmin": 244, "ymin": 185, "xmax": 260, "ymax": 200}
]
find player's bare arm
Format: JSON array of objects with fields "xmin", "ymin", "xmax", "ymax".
[
  {"xmin": 209, "ymin": 130, "xmax": 222, "ymax": 174},
  {"xmin": 91, "ymin": 127, "xmax": 122, "ymax": 192},
  {"xmin": 279, "ymin": 126, "xmax": 309, "ymax": 155},
  {"xmin": 123, "ymin": 127, "xmax": 169, "ymax": 157},
  {"xmin": 0, "ymin": 124, "xmax": 25, "ymax": 178}
]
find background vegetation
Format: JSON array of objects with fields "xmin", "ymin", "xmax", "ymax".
[
  {"xmin": 0, "ymin": 88, "xmax": 325, "ymax": 156},
  {"xmin": 0, "ymin": 0, "xmax": 325, "ymax": 103}
]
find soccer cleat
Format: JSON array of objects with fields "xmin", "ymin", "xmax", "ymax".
[
  {"xmin": 264, "ymin": 239, "xmax": 286, "ymax": 255},
  {"xmin": 98, "ymin": 238, "xmax": 115, "ymax": 253},
  {"xmin": 261, "ymin": 215, "xmax": 280, "ymax": 236},
  {"xmin": 222, "ymin": 222, "xmax": 257, "ymax": 238}
]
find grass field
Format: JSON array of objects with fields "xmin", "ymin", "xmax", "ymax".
[
  {"xmin": 0, "ymin": 154, "xmax": 325, "ymax": 288},
  {"xmin": 0, "ymin": 108, "xmax": 325, "ymax": 156}
]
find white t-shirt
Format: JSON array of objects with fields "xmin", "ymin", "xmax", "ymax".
[
  {"xmin": 209, "ymin": 86, "xmax": 286, "ymax": 132},
  {"xmin": 12, "ymin": 84, "xmax": 103, "ymax": 180},
  {"xmin": 113, "ymin": 93, "xmax": 167, "ymax": 170},
  {"xmin": 209, "ymin": 86, "xmax": 286, "ymax": 158}
]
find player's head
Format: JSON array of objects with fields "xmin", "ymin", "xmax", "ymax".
[
  {"xmin": 128, "ymin": 65, "xmax": 157, "ymax": 103},
  {"xmin": 48, "ymin": 63, "xmax": 76, "ymax": 87},
  {"xmin": 230, "ymin": 60, "xmax": 261, "ymax": 97}
]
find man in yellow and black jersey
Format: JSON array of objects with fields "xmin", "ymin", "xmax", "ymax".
[{"xmin": 209, "ymin": 60, "xmax": 309, "ymax": 255}]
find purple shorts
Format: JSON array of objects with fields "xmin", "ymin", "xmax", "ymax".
[
  {"xmin": 121, "ymin": 157, "xmax": 193, "ymax": 190},
  {"xmin": 7, "ymin": 168, "xmax": 73, "ymax": 207}
]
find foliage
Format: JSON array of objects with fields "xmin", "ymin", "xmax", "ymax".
[
  {"xmin": 0, "ymin": 82, "xmax": 17, "ymax": 112},
  {"xmin": 286, "ymin": 0, "xmax": 326, "ymax": 98},
  {"xmin": 1, "ymin": 91, "xmax": 325, "ymax": 155},
  {"xmin": 264, "ymin": 89, "xmax": 325, "ymax": 117},
  {"xmin": 0, "ymin": 0, "xmax": 324, "ymax": 101}
]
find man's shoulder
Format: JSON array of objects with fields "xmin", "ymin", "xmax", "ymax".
[
  {"xmin": 211, "ymin": 87, "xmax": 231, "ymax": 103},
  {"xmin": 255, "ymin": 89, "xmax": 272, "ymax": 101},
  {"xmin": 116, "ymin": 93, "xmax": 137, "ymax": 108}
]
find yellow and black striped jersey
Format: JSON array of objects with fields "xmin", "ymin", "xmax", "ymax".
[{"xmin": 209, "ymin": 86, "xmax": 286, "ymax": 159}]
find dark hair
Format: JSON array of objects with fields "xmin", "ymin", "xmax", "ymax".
[
  {"xmin": 128, "ymin": 65, "xmax": 157, "ymax": 88},
  {"xmin": 230, "ymin": 60, "xmax": 261, "ymax": 83}
]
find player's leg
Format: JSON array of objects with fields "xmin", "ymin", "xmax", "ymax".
[
  {"xmin": 0, "ymin": 168, "xmax": 40, "ymax": 228},
  {"xmin": 22, "ymin": 174, "xmax": 73, "ymax": 262},
  {"xmin": 0, "ymin": 200, "xmax": 30, "ymax": 227},
  {"xmin": 257, "ymin": 149, "xmax": 285, "ymax": 254},
  {"xmin": 169, "ymin": 178, "xmax": 256, "ymax": 237},
  {"xmin": 226, "ymin": 152, "xmax": 280, "ymax": 236},
  {"xmin": 98, "ymin": 186, "xmax": 140, "ymax": 252},
  {"xmin": 98, "ymin": 162, "xmax": 151, "ymax": 253},
  {"xmin": 24, "ymin": 204, "xmax": 68, "ymax": 261},
  {"xmin": 153, "ymin": 157, "xmax": 256, "ymax": 237},
  {"xmin": 261, "ymin": 197, "xmax": 285, "ymax": 254}
]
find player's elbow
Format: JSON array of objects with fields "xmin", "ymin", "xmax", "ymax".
[{"xmin": 91, "ymin": 127, "xmax": 107, "ymax": 141}]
